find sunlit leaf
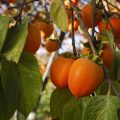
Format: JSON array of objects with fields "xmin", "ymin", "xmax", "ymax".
[{"xmin": 50, "ymin": 0, "xmax": 68, "ymax": 32}]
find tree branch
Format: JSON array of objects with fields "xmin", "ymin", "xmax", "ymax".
[
  {"xmin": 8, "ymin": 0, "xmax": 39, "ymax": 9},
  {"xmin": 71, "ymin": 8, "xmax": 77, "ymax": 56},
  {"xmin": 16, "ymin": 0, "xmax": 26, "ymax": 24}
]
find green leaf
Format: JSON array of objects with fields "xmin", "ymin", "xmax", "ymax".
[
  {"xmin": 50, "ymin": 0, "xmax": 68, "ymax": 32},
  {"xmin": 109, "ymin": 52, "xmax": 120, "ymax": 82},
  {"xmin": 63, "ymin": 97, "xmax": 82, "ymax": 120},
  {"xmin": 82, "ymin": 95, "xmax": 120, "ymax": 120},
  {"xmin": 97, "ymin": 80, "xmax": 109, "ymax": 95},
  {"xmin": 111, "ymin": 81, "xmax": 120, "ymax": 95},
  {"xmin": 98, "ymin": 30, "xmax": 114, "ymax": 49},
  {"xmin": 117, "ymin": 108, "xmax": 120, "ymax": 119},
  {"xmin": 102, "ymin": 30, "xmax": 114, "ymax": 49},
  {"xmin": 97, "ymin": 80, "xmax": 120, "ymax": 96},
  {"xmin": 0, "ymin": 78, "xmax": 15, "ymax": 120},
  {"xmin": 2, "ymin": 18, "xmax": 28, "ymax": 63},
  {"xmin": 0, "ymin": 16, "xmax": 10, "ymax": 52},
  {"xmin": 50, "ymin": 88, "xmax": 72, "ymax": 120},
  {"xmin": 1, "ymin": 52, "xmax": 43, "ymax": 117},
  {"xmin": 104, "ymin": 30, "xmax": 114, "ymax": 50}
]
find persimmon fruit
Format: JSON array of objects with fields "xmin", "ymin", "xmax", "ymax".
[
  {"xmin": 50, "ymin": 56, "xmax": 74, "ymax": 89},
  {"xmin": 33, "ymin": 21, "xmax": 54, "ymax": 39},
  {"xmin": 8, "ymin": 0, "xmax": 16, "ymax": 3},
  {"xmin": 101, "ymin": 44, "xmax": 114, "ymax": 68},
  {"xmin": 68, "ymin": 19, "xmax": 79, "ymax": 31},
  {"xmin": 68, "ymin": 58, "xmax": 104, "ymax": 98},
  {"xmin": 81, "ymin": 4, "xmax": 103, "ymax": 28},
  {"xmin": 0, "ymin": 0, "xmax": 16, "ymax": 3},
  {"xmin": 45, "ymin": 39, "xmax": 60, "ymax": 53},
  {"xmin": 66, "ymin": 9, "xmax": 71, "ymax": 19},
  {"xmin": 24, "ymin": 23, "xmax": 41, "ymax": 54},
  {"xmin": 98, "ymin": 18, "xmax": 120, "ymax": 43}
]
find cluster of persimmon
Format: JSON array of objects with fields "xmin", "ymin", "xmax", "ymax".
[
  {"xmin": 50, "ymin": 56, "xmax": 102, "ymax": 98},
  {"xmin": 24, "ymin": 20, "xmax": 54, "ymax": 53},
  {"xmin": 50, "ymin": 39, "xmax": 114, "ymax": 98},
  {"xmin": 65, "ymin": 1, "xmax": 120, "ymax": 45}
]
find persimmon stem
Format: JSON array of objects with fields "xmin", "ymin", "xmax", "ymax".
[
  {"xmin": 71, "ymin": 8, "xmax": 77, "ymax": 56},
  {"xmin": 68, "ymin": 0, "xmax": 97, "ymax": 55}
]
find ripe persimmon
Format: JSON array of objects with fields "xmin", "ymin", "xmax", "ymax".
[
  {"xmin": 24, "ymin": 23, "xmax": 41, "ymax": 54},
  {"xmin": 0, "ymin": 0, "xmax": 16, "ymax": 3},
  {"xmin": 33, "ymin": 21, "xmax": 54, "ymax": 39},
  {"xmin": 45, "ymin": 39, "xmax": 60, "ymax": 53},
  {"xmin": 68, "ymin": 19, "xmax": 79, "ymax": 31},
  {"xmin": 68, "ymin": 58, "xmax": 104, "ymax": 98},
  {"xmin": 66, "ymin": 9, "xmax": 71, "ymax": 19},
  {"xmin": 98, "ymin": 20, "xmax": 107, "ymax": 32},
  {"xmin": 98, "ymin": 18, "xmax": 120, "ymax": 43},
  {"xmin": 50, "ymin": 56, "xmax": 74, "ymax": 89},
  {"xmin": 8, "ymin": 0, "xmax": 16, "ymax": 3},
  {"xmin": 81, "ymin": 4, "xmax": 103, "ymax": 28},
  {"xmin": 101, "ymin": 44, "xmax": 114, "ymax": 68}
]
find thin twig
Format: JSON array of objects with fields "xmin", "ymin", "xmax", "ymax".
[
  {"xmin": 8, "ymin": 0, "xmax": 39, "ymax": 9},
  {"xmin": 44, "ymin": 2, "xmax": 52, "ymax": 23},
  {"xmin": 16, "ymin": 0, "xmax": 26, "ymax": 24},
  {"xmin": 103, "ymin": 0, "xmax": 120, "ymax": 11},
  {"xmin": 106, "ymin": 0, "xmax": 110, "ymax": 11},
  {"xmin": 71, "ymin": 8, "xmax": 77, "ymax": 56},
  {"xmin": 59, "ymin": 31, "xmax": 66, "ymax": 42}
]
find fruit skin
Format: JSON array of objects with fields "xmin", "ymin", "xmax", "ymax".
[
  {"xmin": 101, "ymin": 44, "xmax": 114, "ymax": 68},
  {"xmin": 107, "ymin": 18, "xmax": 120, "ymax": 44},
  {"xmin": 0, "ymin": 0, "xmax": 16, "ymax": 3},
  {"xmin": 33, "ymin": 21, "xmax": 54, "ymax": 39},
  {"xmin": 45, "ymin": 39, "xmax": 60, "ymax": 53},
  {"xmin": 68, "ymin": 19, "xmax": 79, "ymax": 31},
  {"xmin": 8, "ymin": 0, "xmax": 16, "ymax": 3},
  {"xmin": 68, "ymin": 58, "xmax": 104, "ymax": 98},
  {"xmin": 24, "ymin": 24, "xmax": 41, "ymax": 53},
  {"xmin": 98, "ymin": 20, "xmax": 107, "ymax": 32},
  {"xmin": 98, "ymin": 18, "xmax": 120, "ymax": 43},
  {"xmin": 66, "ymin": 9, "xmax": 71, "ymax": 19},
  {"xmin": 50, "ymin": 56, "xmax": 74, "ymax": 89},
  {"xmin": 81, "ymin": 4, "xmax": 102, "ymax": 28}
]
